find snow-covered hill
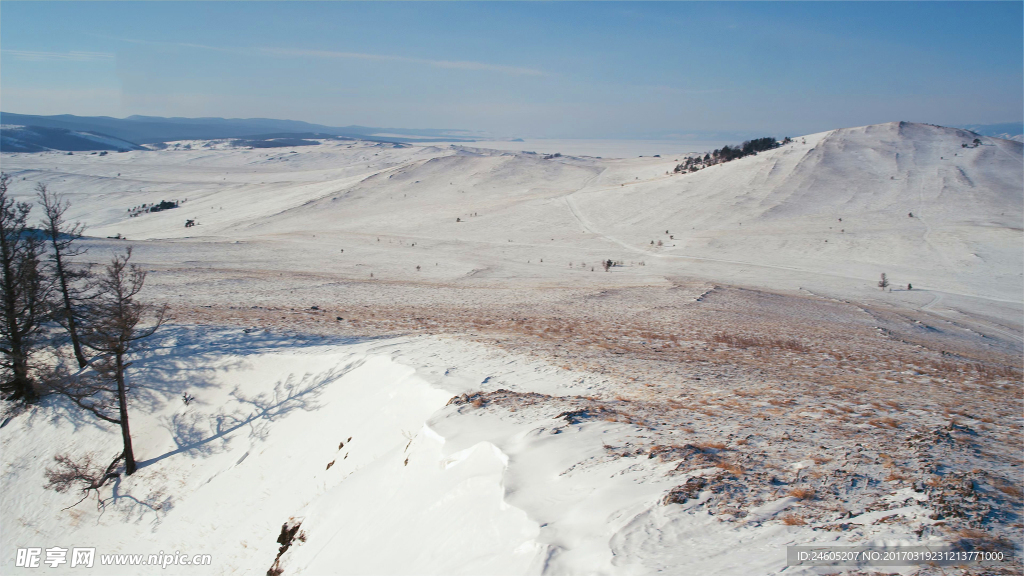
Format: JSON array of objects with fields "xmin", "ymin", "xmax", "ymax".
[
  {"xmin": 571, "ymin": 122, "xmax": 1022, "ymax": 303},
  {"xmin": 5, "ymin": 121, "xmax": 1017, "ymax": 309}
]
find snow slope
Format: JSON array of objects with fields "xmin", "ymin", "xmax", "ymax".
[
  {"xmin": 1, "ymin": 327, "xmax": 935, "ymax": 575},
  {"xmin": 4, "ymin": 120, "xmax": 1015, "ymax": 305},
  {"xmin": 2, "ymin": 121, "xmax": 1017, "ymax": 325}
]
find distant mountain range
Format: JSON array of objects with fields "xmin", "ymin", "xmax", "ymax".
[
  {"xmin": 2, "ymin": 112, "xmax": 1021, "ymax": 153},
  {"xmin": 0, "ymin": 112, "xmax": 476, "ymax": 152},
  {"xmin": 953, "ymin": 122, "xmax": 1023, "ymax": 142}
]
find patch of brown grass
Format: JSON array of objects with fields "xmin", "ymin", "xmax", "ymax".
[
  {"xmin": 781, "ymin": 514, "xmax": 806, "ymax": 525},
  {"xmin": 957, "ymin": 528, "xmax": 989, "ymax": 539},
  {"xmin": 994, "ymin": 482, "xmax": 1023, "ymax": 499},
  {"xmin": 696, "ymin": 441, "xmax": 727, "ymax": 451},
  {"xmin": 710, "ymin": 332, "xmax": 810, "ymax": 353},
  {"xmin": 868, "ymin": 417, "xmax": 900, "ymax": 429},
  {"xmin": 885, "ymin": 470, "xmax": 910, "ymax": 482},
  {"xmin": 715, "ymin": 461, "xmax": 744, "ymax": 475},
  {"xmin": 789, "ymin": 487, "xmax": 816, "ymax": 500}
]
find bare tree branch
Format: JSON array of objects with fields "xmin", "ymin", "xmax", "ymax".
[{"xmin": 44, "ymin": 452, "xmax": 124, "ymax": 510}]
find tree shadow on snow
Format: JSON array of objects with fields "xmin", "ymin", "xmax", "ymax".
[
  {"xmin": 126, "ymin": 325, "xmax": 386, "ymax": 413},
  {"xmin": 25, "ymin": 325, "xmax": 383, "ymax": 434},
  {"xmin": 96, "ymin": 474, "xmax": 176, "ymax": 529},
  {"xmin": 136, "ymin": 358, "xmax": 365, "ymax": 469}
]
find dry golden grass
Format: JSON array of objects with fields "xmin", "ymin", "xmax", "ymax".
[
  {"xmin": 715, "ymin": 461, "xmax": 744, "ymax": 475},
  {"xmin": 718, "ymin": 398, "xmax": 748, "ymax": 411},
  {"xmin": 789, "ymin": 487, "xmax": 816, "ymax": 500},
  {"xmin": 994, "ymin": 482, "xmax": 1023, "ymax": 499},
  {"xmin": 710, "ymin": 332, "xmax": 810, "ymax": 353},
  {"xmin": 781, "ymin": 514, "xmax": 806, "ymax": 526},
  {"xmin": 868, "ymin": 417, "xmax": 900, "ymax": 429},
  {"xmin": 957, "ymin": 528, "xmax": 989, "ymax": 539},
  {"xmin": 696, "ymin": 441, "xmax": 727, "ymax": 451},
  {"xmin": 884, "ymin": 470, "xmax": 910, "ymax": 482}
]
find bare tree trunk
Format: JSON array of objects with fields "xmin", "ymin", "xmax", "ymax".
[
  {"xmin": 38, "ymin": 184, "xmax": 88, "ymax": 368},
  {"xmin": 7, "ymin": 345, "xmax": 33, "ymax": 402},
  {"xmin": 55, "ymin": 257, "xmax": 87, "ymax": 368},
  {"xmin": 114, "ymin": 350, "xmax": 136, "ymax": 475},
  {"xmin": 1, "ymin": 267, "xmax": 32, "ymax": 401},
  {"xmin": 78, "ymin": 248, "xmax": 163, "ymax": 475},
  {"xmin": 0, "ymin": 210, "xmax": 30, "ymax": 401}
]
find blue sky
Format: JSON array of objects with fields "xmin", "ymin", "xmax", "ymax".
[{"xmin": 2, "ymin": 2, "xmax": 1021, "ymax": 139}]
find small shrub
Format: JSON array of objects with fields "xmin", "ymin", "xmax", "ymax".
[
  {"xmin": 267, "ymin": 520, "xmax": 303, "ymax": 576},
  {"xmin": 715, "ymin": 461, "xmax": 744, "ymax": 475},
  {"xmin": 789, "ymin": 487, "xmax": 815, "ymax": 500}
]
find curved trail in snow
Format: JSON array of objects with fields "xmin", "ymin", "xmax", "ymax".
[
  {"xmin": 562, "ymin": 177, "xmax": 1023, "ymax": 309},
  {"xmin": 565, "ymin": 190, "xmax": 871, "ymax": 286},
  {"xmin": 921, "ymin": 291, "xmax": 1024, "ymax": 344}
]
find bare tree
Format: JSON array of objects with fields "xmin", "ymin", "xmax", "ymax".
[
  {"xmin": 0, "ymin": 173, "xmax": 52, "ymax": 402},
  {"xmin": 44, "ymin": 452, "xmax": 124, "ymax": 509},
  {"xmin": 79, "ymin": 247, "xmax": 167, "ymax": 475},
  {"xmin": 37, "ymin": 183, "xmax": 91, "ymax": 368}
]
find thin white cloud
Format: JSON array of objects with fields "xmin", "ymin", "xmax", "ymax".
[
  {"xmin": 2, "ymin": 50, "xmax": 115, "ymax": 62},
  {"xmin": 99, "ymin": 35, "xmax": 547, "ymax": 77},
  {"xmin": 260, "ymin": 47, "xmax": 548, "ymax": 77},
  {"xmin": 644, "ymin": 85, "xmax": 725, "ymax": 96}
]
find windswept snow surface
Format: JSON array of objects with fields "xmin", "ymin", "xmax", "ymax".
[{"xmin": 1, "ymin": 328, "xmax": 933, "ymax": 575}]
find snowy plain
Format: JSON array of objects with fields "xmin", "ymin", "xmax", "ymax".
[{"xmin": 0, "ymin": 122, "xmax": 1021, "ymax": 575}]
